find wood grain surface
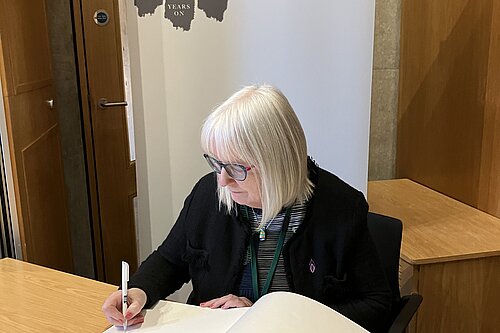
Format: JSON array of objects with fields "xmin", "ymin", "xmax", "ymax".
[
  {"xmin": 368, "ymin": 179, "xmax": 500, "ymax": 264},
  {"xmin": 0, "ymin": 258, "xmax": 116, "ymax": 332},
  {"xmin": 368, "ymin": 179, "xmax": 500, "ymax": 332},
  {"xmin": 416, "ymin": 257, "xmax": 500, "ymax": 332}
]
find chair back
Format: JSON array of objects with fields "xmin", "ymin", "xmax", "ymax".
[
  {"xmin": 367, "ymin": 213, "xmax": 402, "ymax": 320},
  {"xmin": 367, "ymin": 212, "xmax": 422, "ymax": 333}
]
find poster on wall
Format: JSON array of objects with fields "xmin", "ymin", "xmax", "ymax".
[{"xmin": 133, "ymin": 0, "xmax": 229, "ymax": 31}]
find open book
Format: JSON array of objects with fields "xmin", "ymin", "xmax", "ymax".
[{"xmin": 104, "ymin": 291, "xmax": 368, "ymax": 332}]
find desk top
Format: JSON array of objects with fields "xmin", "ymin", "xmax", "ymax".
[
  {"xmin": 368, "ymin": 179, "xmax": 500, "ymax": 265},
  {"xmin": 0, "ymin": 258, "xmax": 116, "ymax": 332}
]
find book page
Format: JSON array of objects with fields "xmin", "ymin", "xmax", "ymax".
[
  {"xmin": 104, "ymin": 300, "xmax": 248, "ymax": 332},
  {"xmin": 227, "ymin": 292, "xmax": 369, "ymax": 333}
]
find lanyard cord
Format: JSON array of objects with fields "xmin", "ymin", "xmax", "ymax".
[{"xmin": 250, "ymin": 207, "xmax": 292, "ymax": 301}]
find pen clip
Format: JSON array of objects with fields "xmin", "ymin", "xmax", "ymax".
[{"xmin": 122, "ymin": 261, "xmax": 129, "ymax": 286}]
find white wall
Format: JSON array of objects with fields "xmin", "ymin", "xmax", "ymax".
[{"xmin": 126, "ymin": 0, "xmax": 375, "ymax": 301}]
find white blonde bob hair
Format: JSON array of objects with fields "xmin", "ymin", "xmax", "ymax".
[{"xmin": 201, "ymin": 85, "xmax": 314, "ymax": 226}]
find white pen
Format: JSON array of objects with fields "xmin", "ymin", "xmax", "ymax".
[{"xmin": 122, "ymin": 261, "xmax": 129, "ymax": 331}]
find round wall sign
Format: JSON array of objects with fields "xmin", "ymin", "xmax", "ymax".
[{"xmin": 93, "ymin": 9, "xmax": 110, "ymax": 26}]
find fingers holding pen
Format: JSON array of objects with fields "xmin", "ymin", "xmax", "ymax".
[
  {"xmin": 102, "ymin": 288, "xmax": 147, "ymax": 327},
  {"xmin": 123, "ymin": 288, "xmax": 148, "ymax": 324},
  {"xmin": 102, "ymin": 290, "xmax": 125, "ymax": 325},
  {"xmin": 124, "ymin": 311, "xmax": 145, "ymax": 326}
]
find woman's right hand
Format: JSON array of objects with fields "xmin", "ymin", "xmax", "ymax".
[{"xmin": 102, "ymin": 287, "xmax": 147, "ymax": 327}]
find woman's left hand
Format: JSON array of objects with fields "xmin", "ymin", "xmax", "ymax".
[{"xmin": 200, "ymin": 294, "xmax": 253, "ymax": 309}]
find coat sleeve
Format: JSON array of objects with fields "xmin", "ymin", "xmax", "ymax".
[
  {"xmin": 328, "ymin": 194, "xmax": 392, "ymax": 333},
  {"xmin": 128, "ymin": 178, "xmax": 205, "ymax": 308}
]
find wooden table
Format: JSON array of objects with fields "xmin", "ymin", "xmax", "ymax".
[
  {"xmin": 368, "ymin": 179, "xmax": 500, "ymax": 333},
  {"xmin": 0, "ymin": 258, "xmax": 116, "ymax": 332}
]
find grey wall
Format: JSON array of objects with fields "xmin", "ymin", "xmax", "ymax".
[{"xmin": 368, "ymin": 0, "xmax": 401, "ymax": 180}]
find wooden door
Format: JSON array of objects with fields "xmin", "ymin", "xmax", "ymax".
[
  {"xmin": 74, "ymin": 0, "xmax": 138, "ymax": 284},
  {"xmin": 0, "ymin": 0, "xmax": 73, "ymax": 272}
]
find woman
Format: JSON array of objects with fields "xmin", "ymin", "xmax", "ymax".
[{"xmin": 102, "ymin": 85, "xmax": 392, "ymax": 332}]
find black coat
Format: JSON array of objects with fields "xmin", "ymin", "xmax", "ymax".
[{"xmin": 129, "ymin": 162, "xmax": 392, "ymax": 332}]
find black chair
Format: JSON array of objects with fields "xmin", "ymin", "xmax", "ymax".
[{"xmin": 367, "ymin": 212, "xmax": 423, "ymax": 333}]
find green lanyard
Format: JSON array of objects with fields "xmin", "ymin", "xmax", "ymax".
[{"xmin": 249, "ymin": 207, "xmax": 292, "ymax": 301}]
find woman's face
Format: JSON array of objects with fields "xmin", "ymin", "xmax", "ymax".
[{"xmin": 216, "ymin": 157, "xmax": 262, "ymax": 208}]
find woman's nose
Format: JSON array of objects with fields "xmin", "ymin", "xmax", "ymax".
[{"xmin": 218, "ymin": 168, "xmax": 233, "ymax": 186}]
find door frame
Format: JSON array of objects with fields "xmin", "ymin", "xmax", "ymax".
[
  {"xmin": 71, "ymin": 0, "xmax": 105, "ymax": 280},
  {"xmin": 0, "ymin": 69, "xmax": 21, "ymax": 259}
]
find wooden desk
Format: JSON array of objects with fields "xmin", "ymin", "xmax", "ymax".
[
  {"xmin": 368, "ymin": 179, "xmax": 500, "ymax": 333},
  {"xmin": 0, "ymin": 258, "xmax": 116, "ymax": 332}
]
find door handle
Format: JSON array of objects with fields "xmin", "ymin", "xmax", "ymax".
[
  {"xmin": 98, "ymin": 98, "xmax": 128, "ymax": 109},
  {"xmin": 46, "ymin": 99, "xmax": 54, "ymax": 109}
]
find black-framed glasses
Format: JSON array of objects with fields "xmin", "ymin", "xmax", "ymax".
[{"xmin": 203, "ymin": 154, "xmax": 252, "ymax": 181}]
